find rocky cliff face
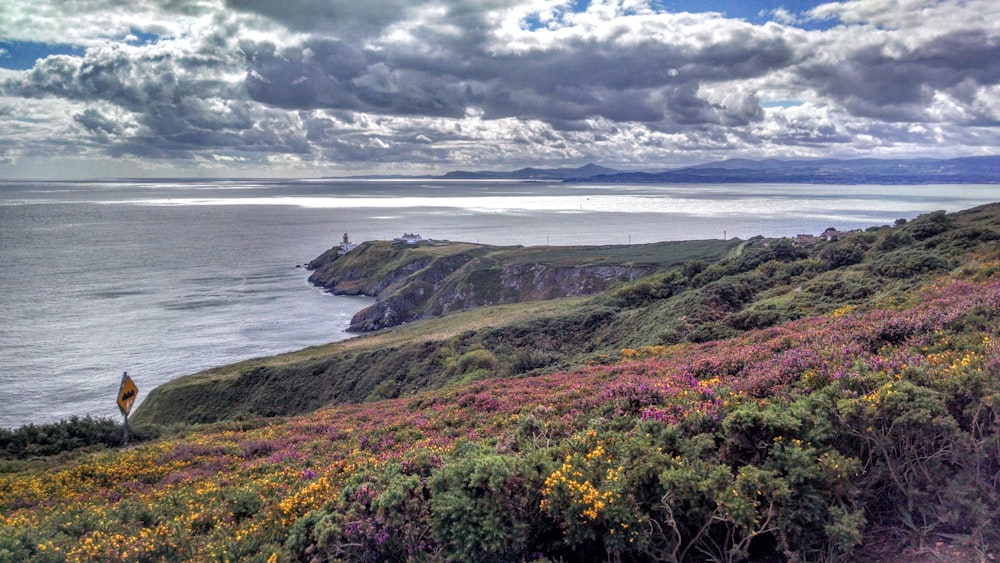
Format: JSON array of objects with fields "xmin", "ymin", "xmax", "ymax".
[
  {"xmin": 308, "ymin": 240, "xmax": 655, "ymax": 332},
  {"xmin": 347, "ymin": 262, "xmax": 648, "ymax": 331},
  {"xmin": 308, "ymin": 243, "xmax": 439, "ymax": 296},
  {"xmin": 429, "ymin": 262, "xmax": 650, "ymax": 312}
]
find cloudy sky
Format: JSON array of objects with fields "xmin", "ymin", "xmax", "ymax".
[{"xmin": 1, "ymin": 0, "xmax": 998, "ymax": 178}]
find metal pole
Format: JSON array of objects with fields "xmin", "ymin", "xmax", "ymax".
[{"xmin": 123, "ymin": 413, "xmax": 130, "ymax": 446}]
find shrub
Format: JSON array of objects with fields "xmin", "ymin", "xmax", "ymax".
[
  {"xmin": 924, "ymin": 226, "xmax": 1000, "ymax": 252},
  {"xmin": 608, "ymin": 270, "xmax": 686, "ymax": 307},
  {"xmin": 0, "ymin": 416, "xmax": 131, "ymax": 460},
  {"xmin": 833, "ymin": 379, "xmax": 976, "ymax": 542},
  {"xmin": 755, "ymin": 259, "xmax": 791, "ymax": 283},
  {"xmin": 818, "ymin": 238, "xmax": 869, "ymax": 269},
  {"xmin": 457, "ymin": 349, "xmax": 498, "ymax": 374},
  {"xmin": 796, "ymin": 273, "xmax": 879, "ymax": 313},
  {"xmin": 540, "ymin": 429, "xmax": 661, "ymax": 560},
  {"xmin": 687, "ymin": 322, "xmax": 737, "ymax": 344},
  {"xmin": 727, "ymin": 306, "xmax": 784, "ymax": 331},
  {"xmin": 875, "ymin": 230, "xmax": 914, "ymax": 252},
  {"xmin": 696, "ymin": 239, "xmax": 809, "ymax": 287},
  {"xmin": 505, "ymin": 349, "xmax": 559, "ymax": 376},
  {"xmin": 683, "ymin": 259, "xmax": 708, "ymax": 280},
  {"xmin": 868, "ymin": 248, "xmax": 950, "ymax": 278},
  {"xmin": 904, "ymin": 210, "xmax": 951, "ymax": 240},
  {"xmin": 702, "ymin": 278, "xmax": 756, "ymax": 311},
  {"xmin": 722, "ymin": 402, "xmax": 802, "ymax": 466},
  {"xmin": 430, "ymin": 448, "xmax": 551, "ymax": 561},
  {"xmin": 287, "ymin": 454, "xmax": 442, "ymax": 562}
]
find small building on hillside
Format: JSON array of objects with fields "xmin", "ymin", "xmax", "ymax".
[
  {"xmin": 338, "ymin": 233, "xmax": 358, "ymax": 255},
  {"xmin": 394, "ymin": 233, "xmax": 423, "ymax": 244},
  {"xmin": 820, "ymin": 228, "xmax": 860, "ymax": 242}
]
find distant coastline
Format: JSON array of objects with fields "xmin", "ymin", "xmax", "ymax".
[{"xmin": 329, "ymin": 155, "xmax": 1000, "ymax": 184}]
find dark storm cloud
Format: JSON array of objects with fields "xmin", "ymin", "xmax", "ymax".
[
  {"xmin": 224, "ymin": 0, "xmax": 415, "ymax": 36},
  {"xmin": 74, "ymin": 108, "xmax": 122, "ymax": 135},
  {"xmin": 471, "ymin": 25, "xmax": 795, "ymax": 91},
  {"xmin": 5, "ymin": 35, "xmax": 236, "ymax": 113},
  {"xmin": 240, "ymin": 14, "xmax": 794, "ymax": 130},
  {"xmin": 241, "ymin": 39, "xmax": 365, "ymax": 110},
  {"xmin": 242, "ymin": 39, "xmax": 475, "ymax": 118},
  {"xmin": 799, "ymin": 29, "xmax": 1000, "ymax": 123},
  {"xmin": 1, "ymin": 33, "xmax": 319, "ymax": 158}
]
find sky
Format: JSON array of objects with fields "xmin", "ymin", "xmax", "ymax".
[{"xmin": 0, "ymin": 0, "xmax": 998, "ymax": 179}]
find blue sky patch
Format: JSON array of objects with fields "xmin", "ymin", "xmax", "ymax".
[
  {"xmin": 125, "ymin": 29, "xmax": 160, "ymax": 46},
  {"xmin": 0, "ymin": 40, "xmax": 85, "ymax": 70},
  {"xmin": 659, "ymin": 0, "xmax": 839, "ymax": 29},
  {"xmin": 762, "ymin": 100, "xmax": 806, "ymax": 108},
  {"xmin": 519, "ymin": 1, "xmax": 839, "ymax": 33}
]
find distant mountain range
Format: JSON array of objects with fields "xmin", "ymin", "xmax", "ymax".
[
  {"xmin": 434, "ymin": 156, "xmax": 1000, "ymax": 184},
  {"xmin": 439, "ymin": 163, "xmax": 620, "ymax": 180}
]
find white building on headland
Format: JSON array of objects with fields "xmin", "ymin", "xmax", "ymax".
[
  {"xmin": 338, "ymin": 233, "xmax": 358, "ymax": 255},
  {"xmin": 393, "ymin": 233, "xmax": 423, "ymax": 244}
]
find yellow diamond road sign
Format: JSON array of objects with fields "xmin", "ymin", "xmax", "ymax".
[{"xmin": 117, "ymin": 372, "xmax": 138, "ymax": 416}]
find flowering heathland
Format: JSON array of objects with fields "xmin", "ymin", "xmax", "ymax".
[{"xmin": 2, "ymin": 274, "xmax": 1000, "ymax": 561}]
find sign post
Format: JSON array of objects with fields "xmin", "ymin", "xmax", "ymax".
[{"xmin": 116, "ymin": 371, "xmax": 138, "ymax": 446}]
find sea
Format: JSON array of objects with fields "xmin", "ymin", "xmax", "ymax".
[{"xmin": 2, "ymin": 179, "xmax": 998, "ymax": 429}]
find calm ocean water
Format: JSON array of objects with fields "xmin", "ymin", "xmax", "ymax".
[{"xmin": 1, "ymin": 180, "xmax": 997, "ymax": 428}]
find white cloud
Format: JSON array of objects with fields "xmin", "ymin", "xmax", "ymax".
[
  {"xmin": 765, "ymin": 8, "xmax": 802, "ymax": 26},
  {"xmin": 0, "ymin": 0, "xmax": 997, "ymax": 177},
  {"xmin": 0, "ymin": 0, "xmax": 214, "ymax": 46}
]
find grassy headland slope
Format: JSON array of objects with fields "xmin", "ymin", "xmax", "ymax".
[
  {"xmin": 307, "ymin": 238, "xmax": 737, "ymax": 331},
  {"xmin": 135, "ymin": 205, "xmax": 1000, "ymax": 426},
  {"xmin": 133, "ymin": 239, "xmax": 737, "ymax": 425},
  {"xmin": 4, "ymin": 204, "xmax": 1000, "ymax": 561}
]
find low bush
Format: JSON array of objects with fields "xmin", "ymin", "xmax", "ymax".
[
  {"xmin": 818, "ymin": 238, "xmax": 869, "ymax": 269},
  {"xmin": 607, "ymin": 270, "xmax": 686, "ymax": 307},
  {"xmin": 903, "ymin": 210, "xmax": 951, "ymax": 240},
  {"xmin": 0, "ymin": 416, "xmax": 134, "ymax": 460},
  {"xmin": 868, "ymin": 248, "xmax": 950, "ymax": 278}
]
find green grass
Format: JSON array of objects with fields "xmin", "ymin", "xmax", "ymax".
[{"xmin": 130, "ymin": 297, "xmax": 594, "ymax": 425}]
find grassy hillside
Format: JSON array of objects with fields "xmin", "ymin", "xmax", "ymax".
[
  {"xmin": 131, "ymin": 297, "xmax": 601, "ymax": 425},
  {"xmin": 4, "ymin": 203, "xmax": 1000, "ymax": 561},
  {"xmin": 136, "ymin": 204, "xmax": 998, "ymax": 426},
  {"xmin": 134, "ymin": 239, "xmax": 738, "ymax": 425},
  {"xmin": 307, "ymin": 238, "xmax": 738, "ymax": 331}
]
